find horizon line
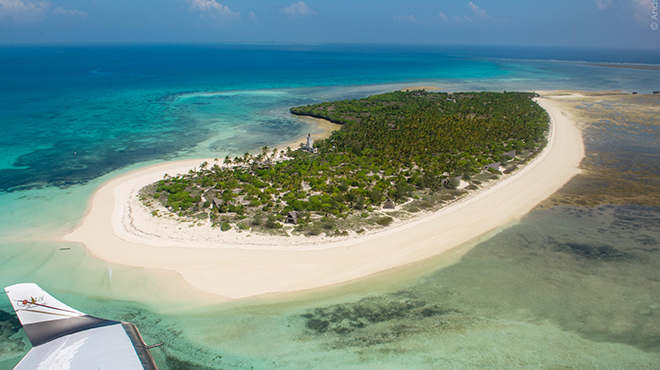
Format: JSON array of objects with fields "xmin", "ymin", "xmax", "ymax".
[{"xmin": 1, "ymin": 41, "xmax": 659, "ymax": 52}]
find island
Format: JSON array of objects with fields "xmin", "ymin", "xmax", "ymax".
[
  {"xmin": 139, "ymin": 90, "xmax": 550, "ymax": 237},
  {"xmin": 63, "ymin": 89, "xmax": 583, "ymax": 299}
]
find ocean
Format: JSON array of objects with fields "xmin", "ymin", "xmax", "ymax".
[{"xmin": 0, "ymin": 44, "xmax": 659, "ymax": 369}]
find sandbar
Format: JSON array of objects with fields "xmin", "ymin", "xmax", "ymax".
[
  {"xmin": 63, "ymin": 93, "xmax": 584, "ymax": 300},
  {"xmin": 399, "ymin": 85, "xmax": 442, "ymax": 91}
]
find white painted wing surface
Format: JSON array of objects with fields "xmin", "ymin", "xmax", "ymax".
[
  {"xmin": 13, "ymin": 324, "xmax": 145, "ymax": 370},
  {"xmin": 5, "ymin": 283, "xmax": 158, "ymax": 370}
]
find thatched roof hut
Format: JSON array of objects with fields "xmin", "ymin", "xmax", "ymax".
[
  {"xmin": 212, "ymin": 198, "xmax": 224, "ymax": 209},
  {"xmin": 383, "ymin": 198, "xmax": 395, "ymax": 209},
  {"xmin": 285, "ymin": 211, "xmax": 300, "ymax": 224},
  {"xmin": 503, "ymin": 150, "xmax": 516, "ymax": 159},
  {"xmin": 483, "ymin": 162, "xmax": 501, "ymax": 171}
]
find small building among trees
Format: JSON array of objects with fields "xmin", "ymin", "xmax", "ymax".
[
  {"xmin": 383, "ymin": 198, "xmax": 395, "ymax": 209},
  {"xmin": 503, "ymin": 150, "xmax": 516, "ymax": 159},
  {"xmin": 212, "ymin": 198, "xmax": 224, "ymax": 210},
  {"xmin": 285, "ymin": 211, "xmax": 300, "ymax": 224},
  {"xmin": 483, "ymin": 162, "xmax": 501, "ymax": 171}
]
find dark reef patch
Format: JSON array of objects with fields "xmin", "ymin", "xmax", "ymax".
[
  {"xmin": 433, "ymin": 204, "xmax": 660, "ymax": 352},
  {"xmin": 0, "ymin": 309, "xmax": 27, "ymax": 368},
  {"xmin": 301, "ymin": 295, "xmax": 457, "ymax": 336},
  {"xmin": 298, "ymin": 204, "xmax": 660, "ymax": 353},
  {"xmin": 539, "ymin": 95, "xmax": 660, "ymax": 209},
  {"xmin": 0, "ymin": 310, "xmax": 21, "ymax": 335},
  {"xmin": 298, "ymin": 291, "xmax": 470, "ymax": 351},
  {"xmin": 550, "ymin": 239, "xmax": 632, "ymax": 260},
  {"xmin": 165, "ymin": 356, "xmax": 218, "ymax": 370}
]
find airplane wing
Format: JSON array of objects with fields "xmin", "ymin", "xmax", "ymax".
[{"xmin": 4, "ymin": 283, "xmax": 159, "ymax": 370}]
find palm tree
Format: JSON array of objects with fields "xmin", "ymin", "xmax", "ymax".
[{"xmin": 269, "ymin": 147, "xmax": 278, "ymax": 165}]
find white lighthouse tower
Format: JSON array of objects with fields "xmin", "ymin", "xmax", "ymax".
[
  {"xmin": 303, "ymin": 133, "xmax": 317, "ymax": 153},
  {"xmin": 306, "ymin": 133, "xmax": 314, "ymax": 151}
]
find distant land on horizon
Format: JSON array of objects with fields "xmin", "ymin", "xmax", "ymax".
[{"xmin": 2, "ymin": 43, "xmax": 660, "ymax": 66}]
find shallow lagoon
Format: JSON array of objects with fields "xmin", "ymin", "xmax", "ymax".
[{"xmin": 5, "ymin": 203, "xmax": 657, "ymax": 369}]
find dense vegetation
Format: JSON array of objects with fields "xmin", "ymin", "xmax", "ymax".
[{"xmin": 141, "ymin": 90, "xmax": 549, "ymax": 236}]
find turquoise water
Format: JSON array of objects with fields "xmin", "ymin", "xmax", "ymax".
[
  {"xmin": 1, "ymin": 44, "xmax": 660, "ymax": 368},
  {"xmin": 2, "ymin": 44, "xmax": 659, "ymax": 192}
]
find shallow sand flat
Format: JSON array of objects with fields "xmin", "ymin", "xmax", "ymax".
[
  {"xmin": 399, "ymin": 85, "xmax": 442, "ymax": 91},
  {"xmin": 63, "ymin": 94, "xmax": 584, "ymax": 300}
]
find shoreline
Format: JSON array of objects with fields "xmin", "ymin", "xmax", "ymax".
[
  {"xmin": 115, "ymin": 133, "xmax": 546, "ymax": 251},
  {"xmin": 62, "ymin": 92, "xmax": 584, "ymax": 300}
]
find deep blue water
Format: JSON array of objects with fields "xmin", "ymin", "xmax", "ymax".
[{"xmin": 1, "ymin": 44, "xmax": 659, "ymax": 192}]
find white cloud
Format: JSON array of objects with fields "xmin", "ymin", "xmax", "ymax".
[
  {"xmin": 189, "ymin": 0, "xmax": 240, "ymax": 18},
  {"xmin": 631, "ymin": 0, "xmax": 655, "ymax": 22},
  {"xmin": 395, "ymin": 14, "xmax": 418, "ymax": 23},
  {"xmin": 0, "ymin": 0, "xmax": 85, "ymax": 21},
  {"xmin": 595, "ymin": 0, "xmax": 656, "ymax": 23},
  {"xmin": 281, "ymin": 2, "xmax": 317, "ymax": 17},
  {"xmin": 468, "ymin": 2, "xmax": 491, "ymax": 19},
  {"xmin": 632, "ymin": 0, "xmax": 652, "ymax": 8},
  {"xmin": 249, "ymin": 10, "xmax": 257, "ymax": 21},
  {"xmin": 443, "ymin": 2, "xmax": 507, "ymax": 24},
  {"xmin": 0, "ymin": 0, "xmax": 50, "ymax": 20},
  {"xmin": 52, "ymin": 6, "xmax": 87, "ymax": 18},
  {"xmin": 452, "ymin": 15, "xmax": 472, "ymax": 23}
]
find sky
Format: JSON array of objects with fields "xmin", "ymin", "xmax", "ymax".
[{"xmin": 0, "ymin": 0, "xmax": 658, "ymax": 49}]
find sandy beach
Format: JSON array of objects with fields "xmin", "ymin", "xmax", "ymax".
[
  {"xmin": 398, "ymin": 85, "xmax": 442, "ymax": 91},
  {"xmin": 63, "ymin": 93, "xmax": 584, "ymax": 300}
]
